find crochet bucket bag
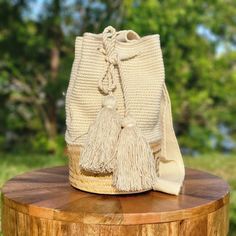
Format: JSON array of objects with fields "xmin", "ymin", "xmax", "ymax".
[{"xmin": 65, "ymin": 26, "xmax": 185, "ymax": 195}]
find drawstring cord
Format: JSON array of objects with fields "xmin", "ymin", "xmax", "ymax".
[{"xmin": 97, "ymin": 26, "xmax": 139, "ymax": 112}]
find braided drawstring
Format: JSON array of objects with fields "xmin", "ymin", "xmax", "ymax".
[
  {"xmin": 97, "ymin": 26, "xmax": 117, "ymax": 94},
  {"xmin": 97, "ymin": 26, "xmax": 139, "ymax": 108}
]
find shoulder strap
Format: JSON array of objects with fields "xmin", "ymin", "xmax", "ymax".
[{"xmin": 153, "ymin": 84, "xmax": 185, "ymax": 195}]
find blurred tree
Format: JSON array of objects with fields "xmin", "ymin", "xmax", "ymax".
[
  {"xmin": 0, "ymin": 0, "xmax": 68, "ymax": 151},
  {"xmin": 0, "ymin": 0, "xmax": 235, "ymax": 153},
  {"xmin": 122, "ymin": 0, "xmax": 236, "ymax": 152},
  {"xmin": 74, "ymin": 0, "xmax": 122, "ymax": 33},
  {"xmin": 0, "ymin": 0, "xmax": 122, "ymax": 151}
]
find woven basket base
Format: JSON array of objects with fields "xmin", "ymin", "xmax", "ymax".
[
  {"xmin": 67, "ymin": 144, "xmax": 160, "ymax": 195},
  {"xmin": 69, "ymin": 171, "xmax": 151, "ymax": 195}
]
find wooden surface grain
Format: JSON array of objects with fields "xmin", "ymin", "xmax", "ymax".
[{"xmin": 1, "ymin": 166, "xmax": 230, "ymax": 235}]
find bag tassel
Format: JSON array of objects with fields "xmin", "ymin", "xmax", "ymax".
[
  {"xmin": 113, "ymin": 115, "xmax": 156, "ymax": 191},
  {"xmin": 80, "ymin": 94, "xmax": 121, "ymax": 173},
  {"xmin": 80, "ymin": 26, "xmax": 121, "ymax": 174}
]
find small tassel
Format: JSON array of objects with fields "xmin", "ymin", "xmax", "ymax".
[
  {"xmin": 113, "ymin": 115, "xmax": 156, "ymax": 191},
  {"xmin": 80, "ymin": 95, "xmax": 121, "ymax": 173}
]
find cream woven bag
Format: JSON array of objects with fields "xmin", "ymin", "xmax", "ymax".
[{"xmin": 65, "ymin": 26, "xmax": 185, "ymax": 195}]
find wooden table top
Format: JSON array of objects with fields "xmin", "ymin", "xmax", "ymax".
[{"xmin": 2, "ymin": 166, "xmax": 230, "ymax": 225}]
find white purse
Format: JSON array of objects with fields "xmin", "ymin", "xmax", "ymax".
[{"xmin": 65, "ymin": 26, "xmax": 185, "ymax": 195}]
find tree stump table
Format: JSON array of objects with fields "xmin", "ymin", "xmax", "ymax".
[{"xmin": 1, "ymin": 167, "xmax": 229, "ymax": 236}]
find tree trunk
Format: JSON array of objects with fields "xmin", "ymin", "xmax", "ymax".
[
  {"xmin": 47, "ymin": 46, "xmax": 60, "ymax": 139},
  {"xmin": 45, "ymin": 0, "xmax": 62, "ymax": 140}
]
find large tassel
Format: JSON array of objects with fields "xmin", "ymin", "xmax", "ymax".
[
  {"xmin": 113, "ymin": 115, "xmax": 156, "ymax": 191},
  {"xmin": 80, "ymin": 95, "xmax": 121, "ymax": 173}
]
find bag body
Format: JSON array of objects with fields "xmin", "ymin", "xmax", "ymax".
[
  {"xmin": 66, "ymin": 32, "xmax": 163, "ymax": 145},
  {"xmin": 65, "ymin": 26, "xmax": 185, "ymax": 195}
]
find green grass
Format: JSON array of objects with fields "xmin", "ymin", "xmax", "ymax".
[
  {"xmin": 0, "ymin": 152, "xmax": 235, "ymax": 235},
  {"xmin": 0, "ymin": 151, "xmax": 67, "ymax": 187}
]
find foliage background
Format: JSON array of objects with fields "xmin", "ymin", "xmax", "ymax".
[{"xmin": 0, "ymin": 0, "xmax": 236, "ymax": 235}]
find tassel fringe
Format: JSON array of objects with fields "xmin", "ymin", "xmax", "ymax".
[
  {"xmin": 80, "ymin": 95, "xmax": 121, "ymax": 173},
  {"xmin": 113, "ymin": 116, "xmax": 156, "ymax": 191}
]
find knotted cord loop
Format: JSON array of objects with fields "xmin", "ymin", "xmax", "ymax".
[
  {"xmin": 97, "ymin": 26, "xmax": 117, "ymax": 94},
  {"xmin": 98, "ymin": 26, "xmax": 140, "ymax": 96}
]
